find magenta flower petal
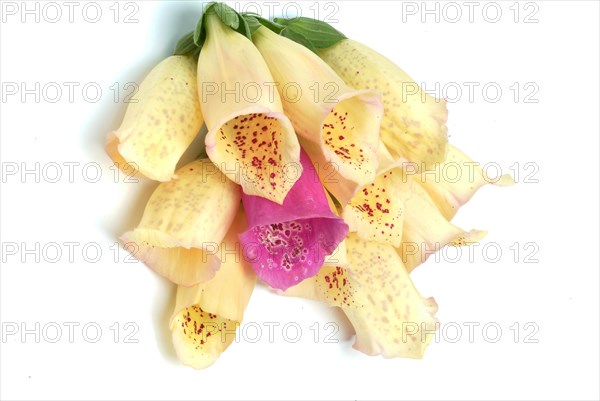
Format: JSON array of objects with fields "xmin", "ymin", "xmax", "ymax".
[{"xmin": 240, "ymin": 150, "xmax": 349, "ymax": 290}]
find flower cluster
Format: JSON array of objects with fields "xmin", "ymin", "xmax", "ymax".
[{"xmin": 106, "ymin": 4, "xmax": 513, "ymax": 369}]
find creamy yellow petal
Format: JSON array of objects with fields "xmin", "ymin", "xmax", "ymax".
[
  {"xmin": 119, "ymin": 234, "xmax": 221, "ymax": 285},
  {"xmin": 323, "ymin": 192, "xmax": 348, "ymax": 268},
  {"xmin": 304, "ymin": 140, "xmax": 397, "ymax": 207},
  {"xmin": 199, "ymin": 14, "xmax": 301, "ymax": 204},
  {"xmin": 284, "ymin": 234, "xmax": 438, "ymax": 358},
  {"xmin": 170, "ymin": 306, "xmax": 237, "ymax": 370},
  {"xmin": 415, "ymin": 144, "xmax": 515, "ymax": 220},
  {"xmin": 398, "ymin": 174, "xmax": 481, "ymax": 272},
  {"xmin": 297, "ymin": 137, "xmax": 357, "ymax": 206},
  {"xmin": 323, "ymin": 240, "xmax": 348, "ymax": 268},
  {"xmin": 106, "ymin": 55, "xmax": 203, "ymax": 182},
  {"xmin": 283, "ymin": 265, "xmax": 357, "ymax": 308},
  {"xmin": 170, "ymin": 210, "xmax": 256, "ymax": 370},
  {"xmin": 449, "ymin": 229, "xmax": 488, "ymax": 246},
  {"xmin": 253, "ymin": 28, "xmax": 383, "ymax": 186},
  {"xmin": 345, "ymin": 235, "xmax": 438, "ymax": 359},
  {"xmin": 319, "ymin": 39, "xmax": 447, "ymax": 169},
  {"xmin": 344, "ymin": 237, "xmax": 438, "ymax": 358},
  {"xmin": 303, "ymin": 139, "xmax": 406, "ymax": 246},
  {"xmin": 121, "ymin": 159, "xmax": 241, "ymax": 286},
  {"xmin": 343, "ymin": 167, "xmax": 406, "ymax": 247}
]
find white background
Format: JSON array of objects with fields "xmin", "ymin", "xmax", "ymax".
[{"xmin": 1, "ymin": 1, "xmax": 599, "ymax": 400}]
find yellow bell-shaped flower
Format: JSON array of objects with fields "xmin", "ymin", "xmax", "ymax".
[
  {"xmin": 252, "ymin": 27, "xmax": 383, "ymax": 187},
  {"xmin": 121, "ymin": 159, "xmax": 241, "ymax": 286},
  {"xmin": 170, "ymin": 210, "xmax": 256, "ymax": 369},
  {"xmin": 106, "ymin": 55, "xmax": 203, "ymax": 182},
  {"xmin": 198, "ymin": 13, "xmax": 302, "ymax": 204},
  {"xmin": 319, "ymin": 39, "xmax": 448, "ymax": 170}
]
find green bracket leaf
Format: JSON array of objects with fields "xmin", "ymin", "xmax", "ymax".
[
  {"xmin": 174, "ymin": 31, "xmax": 195, "ymax": 55},
  {"xmin": 242, "ymin": 14, "xmax": 285, "ymax": 35},
  {"xmin": 280, "ymin": 26, "xmax": 318, "ymax": 53},
  {"xmin": 274, "ymin": 17, "xmax": 346, "ymax": 50},
  {"xmin": 235, "ymin": 10, "xmax": 251, "ymax": 39},
  {"xmin": 193, "ymin": 2, "xmax": 214, "ymax": 46},
  {"xmin": 177, "ymin": 4, "xmax": 347, "ymax": 59},
  {"xmin": 213, "ymin": 2, "xmax": 239, "ymax": 30},
  {"xmin": 191, "ymin": 2, "xmax": 255, "ymax": 49},
  {"xmin": 242, "ymin": 15, "xmax": 263, "ymax": 35}
]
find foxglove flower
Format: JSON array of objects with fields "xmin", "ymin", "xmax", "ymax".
[
  {"xmin": 343, "ymin": 169, "xmax": 407, "ymax": 247},
  {"xmin": 296, "ymin": 140, "xmax": 407, "ymax": 246},
  {"xmin": 121, "ymin": 159, "xmax": 241, "ymax": 286},
  {"xmin": 106, "ymin": 55, "xmax": 203, "ymax": 181},
  {"xmin": 171, "ymin": 210, "xmax": 256, "ymax": 369},
  {"xmin": 252, "ymin": 27, "xmax": 383, "ymax": 187},
  {"xmin": 337, "ymin": 143, "xmax": 406, "ymax": 246},
  {"xmin": 341, "ymin": 148, "xmax": 484, "ymax": 269},
  {"xmin": 320, "ymin": 141, "xmax": 507, "ymax": 266},
  {"xmin": 398, "ymin": 144, "xmax": 515, "ymax": 271},
  {"xmin": 239, "ymin": 149, "xmax": 349, "ymax": 290},
  {"xmin": 319, "ymin": 39, "xmax": 448, "ymax": 170},
  {"xmin": 285, "ymin": 233, "xmax": 438, "ymax": 358},
  {"xmin": 397, "ymin": 170, "xmax": 486, "ymax": 271},
  {"xmin": 340, "ymin": 163, "xmax": 481, "ymax": 257},
  {"xmin": 309, "ymin": 142, "xmax": 421, "ymax": 248},
  {"xmin": 199, "ymin": 13, "xmax": 301, "ymax": 204},
  {"xmin": 416, "ymin": 144, "xmax": 515, "ymax": 220}
]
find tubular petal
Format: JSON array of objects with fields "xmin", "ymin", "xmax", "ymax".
[
  {"xmin": 106, "ymin": 55, "xmax": 203, "ymax": 181},
  {"xmin": 199, "ymin": 14, "xmax": 301, "ymax": 204},
  {"xmin": 297, "ymin": 137, "xmax": 357, "ymax": 206},
  {"xmin": 283, "ymin": 265, "xmax": 357, "ymax": 308},
  {"xmin": 343, "ymin": 167, "xmax": 407, "ymax": 247},
  {"xmin": 303, "ymin": 140, "xmax": 406, "ymax": 246},
  {"xmin": 323, "ymin": 236, "xmax": 348, "ymax": 268},
  {"xmin": 450, "ymin": 229, "xmax": 488, "ymax": 246},
  {"xmin": 171, "ymin": 306, "xmax": 237, "ymax": 370},
  {"xmin": 319, "ymin": 39, "xmax": 448, "ymax": 169},
  {"xmin": 302, "ymin": 137, "xmax": 398, "ymax": 206},
  {"xmin": 398, "ymin": 174, "xmax": 482, "ymax": 272},
  {"xmin": 322, "ymin": 192, "xmax": 349, "ymax": 268},
  {"xmin": 120, "ymin": 159, "xmax": 241, "ymax": 286},
  {"xmin": 239, "ymin": 149, "xmax": 349, "ymax": 290},
  {"xmin": 416, "ymin": 144, "xmax": 516, "ymax": 220},
  {"xmin": 285, "ymin": 234, "xmax": 439, "ymax": 358},
  {"xmin": 170, "ymin": 210, "xmax": 256, "ymax": 369},
  {"xmin": 252, "ymin": 27, "xmax": 383, "ymax": 186},
  {"xmin": 345, "ymin": 235, "xmax": 439, "ymax": 358}
]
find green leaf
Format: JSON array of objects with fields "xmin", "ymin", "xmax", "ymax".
[
  {"xmin": 255, "ymin": 16, "xmax": 286, "ymax": 34},
  {"xmin": 242, "ymin": 15, "xmax": 262, "ymax": 35},
  {"xmin": 213, "ymin": 2, "xmax": 239, "ymax": 30},
  {"xmin": 280, "ymin": 27, "xmax": 317, "ymax": 54},
  {"xmin": 193, "ymin": 2, "xmax": 215, "ymax": 46},
  {"xmin": 274, "ymin": 17, "xmax": 346, "ymax": 49},
  {"xmin": 174, "ymin": 31, "xmax": 198, "ymax": 56},
  {"xmin": 235, "ymin": 10, "xmax": 252, "ymax": 39},
  {"xmin": 193, "ymin": 2, "xmax": 242, "ymax": 47},
  {"xmin": 239, "ymin": 13, "xmax": 285, "ymax": 35}
]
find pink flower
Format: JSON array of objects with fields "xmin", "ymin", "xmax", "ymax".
[{"xmin": 239, "ymin": 150, "xmax": 348, "ymax": 290}]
